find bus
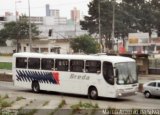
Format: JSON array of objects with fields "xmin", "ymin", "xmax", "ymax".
[{"xmin": 12, "ymin": 52, "xmax": 138, "ymax": 99}]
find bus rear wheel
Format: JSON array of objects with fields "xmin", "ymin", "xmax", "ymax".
[
  {"xmin": 32, "ymin": 81, "xmax": 40, "ymax": 93},
  {"xmin": 88, "ymin": 87, "xmax": 98, "ymax": 100}
]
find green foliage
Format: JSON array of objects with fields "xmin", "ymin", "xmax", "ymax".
[
  {"xmin": 70, "ymin": 34, "xmax": 100, "ymax": 54},
  {"xmin": 70, "ymin": 101, "xmax": 99, "ymax": 115},
  {"xmin": 71, "ymin": 101, "xmax": 99, "ymax": 109},
  {"xmin": 0, "ymin": 101, "xmax": 12, "ymax": 108},
  {"xmin": 49, "ymin": 99, "xmax": 66, "ymax": 115},
  {"xmin": 0, "ymin": 95, "xmax": 13, "ymax": 109},
  {"xmin": 0, "ymin": 62, "xmax": 12, "ymax": 70},
  {"xmin": 42, "ymin": 101, "xmax": 49, "ymax": 106},
  {"xmin": 16, "ymin": 96, "xmax": 26, "ymax": 101},
  {"xmin": 58, "ymin": 99, "xmax": 66, "ymax": 108},
  {"xmin": 0, "ymin": 15, "xmax": 40, "ymax": 52},
  {"xmin": 3, "ymin": 94, "xmax": 9, "ymax": 99},
  {"xmin": 81, "ymin": 0, "xmax": 160, "ymax": 49}
]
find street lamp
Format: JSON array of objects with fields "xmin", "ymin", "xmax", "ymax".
[{"xmin": 28, "ymin": 0, "xmax": 32, "ymax": 52}]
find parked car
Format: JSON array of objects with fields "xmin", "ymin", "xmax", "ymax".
[{"xmin": 143, "ymin": 80, "xmax": 160, "ymax": 98}]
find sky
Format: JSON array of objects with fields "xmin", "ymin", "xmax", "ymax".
[{"xmin": 0, "ymin": 0, "xmax": 92, "ymax": 19}]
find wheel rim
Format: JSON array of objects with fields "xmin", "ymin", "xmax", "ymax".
[
  {"xmin": 32, "ymin": 82, "xmax": 39, "ymax": 92},
  {"xmin": 91, "ymin": 90, "xmax": 96, "ymax": 97},
  {"xmin": 145, "ymin": 92, "xmax": 150, "ymax": 98},
  {"xmin": 33, "ymin": 85, "xmax": 38, "ymax": 92},
  {"xmin": 90, "ymin": 89, "xmax": 97, "ymax": 99}
]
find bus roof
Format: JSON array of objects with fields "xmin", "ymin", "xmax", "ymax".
[{"xmin": 13, "ymin": 52, "xmax": 135, "ymax": 64}]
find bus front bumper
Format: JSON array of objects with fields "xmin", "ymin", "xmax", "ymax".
[{"xmin": 116, "ymin": 89, "xmax": 137, "ymax": 97}]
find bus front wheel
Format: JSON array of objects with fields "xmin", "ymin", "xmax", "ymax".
[
  {"xmin": 32, "ymin": 81, "xmax": 40, "ymax": 93},
  {"xmin": 88, "ymin": 87, "xmax": 98, "ymax": 100}
]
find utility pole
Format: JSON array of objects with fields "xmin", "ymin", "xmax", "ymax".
[
  {"xmin": 111, "ymin": 0, "xmax": 115, "ymax": 52},
  {"xmin": 15, "ymin": 0, "xmax": 21, "ymax": 52},
  {"xmin": 74, "ymin": 15, "xmax": 77, "ymax": 37},
  {"xmin": 98, "ymin": 0, "xmax": 103, "ymax": 53},
  {"xmin": 28, "ymin": 0, "xmax": 32, "ymax": 52}
]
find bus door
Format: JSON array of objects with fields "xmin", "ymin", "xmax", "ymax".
[{"xmin": 103, "ymin": 62, "xmax": 115, "ymax": 94}]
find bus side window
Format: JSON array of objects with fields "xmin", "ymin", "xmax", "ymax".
[
  {"xmin": 85, "ymin": 60, "xmax": 101, "ymax": 73},
  {"xmin": 103, "ymin": 62, "xmax": 114, "ymax": 85},
  {"xmin": 16, "ymin": 57, "xmax": 27, "ymax": 68},
  {"xmin": 70, "ymin": 60, "xmax": 84, "ymax": 72},
  {"xmin": 41, "ymin": 59, "xmax": 54, "ymax": 70},
  {"xmin": 28, "ymin": 58, "xmax": 40, "ymax": 69},
  {"xmin": 55, "ymin": 59, "xmax": 68, "ymax": 71}
]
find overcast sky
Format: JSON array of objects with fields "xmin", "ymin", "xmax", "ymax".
[{"xmin": 0, "ymin": 0, "xmax": 91, "ymax": 18}]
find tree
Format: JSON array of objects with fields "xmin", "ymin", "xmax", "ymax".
[
  {"xmin": 0, "ymin": 29, "xmax": 8, "ymax": 46},
  {"xmin": 80, "ymin": 0, "xmax": 160, "ymax": 51},
  {"xmin": 0, "ymin": 15, "xmax": 40, "ymax": 52},
  {"xmin": 80, "ymin": 0, "xmax": 130, "ymax": 50},
  {"xmin": 70, "ymin": 35, "xmax": 100, "ymax": 54}
]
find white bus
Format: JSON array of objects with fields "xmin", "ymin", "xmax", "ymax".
[{"xmin": 12, "ymin": 52, "xmax": 138, "ymax": 99}]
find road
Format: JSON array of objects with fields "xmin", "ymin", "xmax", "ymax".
[{"xmin": 0, "ymin": 81, "xmax": 160, "ymax": 111}]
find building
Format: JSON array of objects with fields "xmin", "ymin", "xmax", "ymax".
[
  {"xmin": 20, "ymin": 39, "xmax": 70, "ymax": 54},
  {"xmin": 50, "ymin": 9, "xmax": 60, "ymax": 18},
  {"xmin": 45, "ymin": 4, "xmax": 60, "ymax": 17},
  {"xmin": 0, "ymin": 13, "xmax": 87, "ymax": 54},
  {"xmin": 128, "ymin": 33, "xmax": 150, "ymax": 54},
  {"xmin": 71, "ymin": 7, "xmax": 80, "ymax": 23},
  {"xmin": 46, "ymin": 4, "xmax": 50, "ymax": 16}
]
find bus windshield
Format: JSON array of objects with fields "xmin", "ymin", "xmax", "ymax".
[{"xmin": 115, "ymin": 62, "xmax": 138, "ymax": 85}]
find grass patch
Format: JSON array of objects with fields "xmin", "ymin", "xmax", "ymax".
[
  {"xmin": 0, "ymin": 100, "xmax": 14, "ymax": 109},
  {"xmin": 43, "ymin": 101, "xmax": 49, "ymax": 106},
  {"xmin": 0, "ymin": 62, "xmax": 12, "ymax": 70},
  {"xmin": 0, "ymin": 94, "xmax": 13, "ymax": 109},
  {"xmin": 16, "ymin": 96, "xmax": 26, "ymax": 101},
  {"xmin": 70, "ymin": 101, "xmax": 99, "ymax": 115},
  {"xmin": 30, "ymin": 100, "xmax": 33, "ymax": 104},
  {"xmin": 49, "ymin": 99, "xmax": 66, "ymax": 115},
  {"xmin": 3, "ymin": 94, "xmax": 9, "ymax": 99},
  {"xmin": 0, "ymin": 53, "xmax": 12, "ymax": 56}
]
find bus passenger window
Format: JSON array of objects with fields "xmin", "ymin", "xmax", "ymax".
[
  {"xmin": 103, "ymin": 62, "xmax": 114, "ymax": 85},
  {"xmin": 70, "ymin": 60, "xmax": 84, "ymax": 72},
  {"xmin": 55, "ymin": 59, "xmax": 68, "ymax": 71},
  {"xmin": 28, "ymin": 58, "xmax": 40, "ymax": 69},
  {"xmin": 85, "ymin": 61, "xmax": 101, "ymax": 73},
  {"xmin": 41, "ymin": 59, "xmax": 54, "ymax": 70},
  {"xmin": 16, "ymin": 58, "xmax": 27, "ymax": 68}
]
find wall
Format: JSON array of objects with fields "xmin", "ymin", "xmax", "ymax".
[{"xmin": 0, "ymin": 46, "xmax": 16, "ymax": 54}]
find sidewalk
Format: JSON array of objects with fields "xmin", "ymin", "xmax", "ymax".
[
  {"xmin": 0, "ymin": 56, "xmax": 12, "ymax": 62},
  {"xmin": 139, "ymin": 74, "xmax": 160, "ymax": 83},
  {"xmin": 0, "ymin": 69, "xmax": 12, "ymax": 74}
]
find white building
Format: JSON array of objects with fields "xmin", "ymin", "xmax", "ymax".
[{"xmin": 0, "ymin": 14, "xmax": 87, "ymax": 54}]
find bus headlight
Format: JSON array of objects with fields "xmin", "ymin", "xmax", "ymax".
[{"xmin": 116, "ymin": 89, "xmax": 125, "ymax": 96}]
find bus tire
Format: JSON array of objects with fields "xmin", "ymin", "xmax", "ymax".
[
  {"xmin": 32, "ymin": 81, "xmax": 40, "ymax": 93},
  {"xmin": 88, "ymin": 87, "xmax": 98, "ymax": 100}
]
